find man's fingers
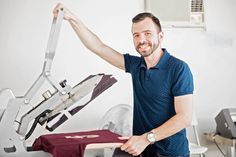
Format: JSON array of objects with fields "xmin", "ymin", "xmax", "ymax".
[
  {"xmin": 120, "ymin": 142, "xmax": 129, "ymax": 151},
  {"xmin": 53, "ymin": 3, "xmax": 63, "ymax": 17},
  {"xmin": 119, "ymin": 136, "xmax": 130, "ymax": 150}
]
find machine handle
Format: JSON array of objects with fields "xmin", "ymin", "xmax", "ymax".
[{"xmin": 43, "ymin": 8, "xmax": 64, "ymax": 74}]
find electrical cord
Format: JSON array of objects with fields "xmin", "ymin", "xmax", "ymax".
[{"xmin": 25, "ymin": 110, "xmax": 51, "ymax": 140}]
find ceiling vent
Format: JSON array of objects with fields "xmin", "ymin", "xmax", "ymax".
[{"xmin": 144, "ymin": 0, "xmax": 205, "ymax": 30}]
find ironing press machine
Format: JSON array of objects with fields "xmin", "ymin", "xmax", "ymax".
[{"xmin": 0, "ymin": 8, "xmax": 130, "ymax": 157}]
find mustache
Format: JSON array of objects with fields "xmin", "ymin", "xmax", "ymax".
[{"xmin": 137, "ymin": 41, "xmax": 149, "ymax": 47}]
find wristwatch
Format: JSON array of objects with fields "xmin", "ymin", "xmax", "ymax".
[{"xmin": 146, "ymin": 131, "xmax": 157, "ymax": 144}]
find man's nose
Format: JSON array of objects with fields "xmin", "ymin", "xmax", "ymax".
[{"xmin": 138, "ymin": 34, "xmax": 146, "ymax": 44}]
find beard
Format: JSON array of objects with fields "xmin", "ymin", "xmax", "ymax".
[
  {"xmin": 136, "ymin": 41, "xmax": 158, "ymax": 57},
  {"xmin": 137, "ymin": 49, "xmax": 153, "ymax": 57}
]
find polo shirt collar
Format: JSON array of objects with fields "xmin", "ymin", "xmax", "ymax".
[{"xmin": 140, "ymin": 48, "xmax": 170, "ymax": 69}]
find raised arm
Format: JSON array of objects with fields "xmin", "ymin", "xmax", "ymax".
[{"xmin": 53, "ymin": 3, "xmax": 125, "ymax": 70}]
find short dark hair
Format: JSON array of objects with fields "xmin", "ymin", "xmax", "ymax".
[{"xmin": 132, "ymin": 12, "xmax": 162, "ymax": 31}]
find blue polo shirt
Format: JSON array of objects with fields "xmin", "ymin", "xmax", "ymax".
[{"xmin": 124, "ymin": 49, "xmax": 194, "ymax": 156}]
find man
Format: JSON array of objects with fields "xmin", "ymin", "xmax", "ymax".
[{"xmin": 53, "ymin": 3, "xmax": 193, "ymax": 157}]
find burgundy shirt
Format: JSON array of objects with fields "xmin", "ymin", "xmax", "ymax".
[{"xmin": 33, "ymin": 130, "xmax": 127, "ymax": 157}]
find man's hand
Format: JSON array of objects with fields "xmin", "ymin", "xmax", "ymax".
[
  {"xmin": 120, "ymin": 134, "xmax": 150, "ymax": 156},
  {"xmin": 53, "ymin": 3, "xmax": 76, "ymax": 21}
]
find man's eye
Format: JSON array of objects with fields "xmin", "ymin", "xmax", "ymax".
[{"xmin": 145, "ymin": 32, "xmax": 151, "ymax": 36}]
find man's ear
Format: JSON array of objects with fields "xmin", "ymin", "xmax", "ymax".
[{"xmin": 158, "ymin": 31, "xmax": 164, "ymax": 41}]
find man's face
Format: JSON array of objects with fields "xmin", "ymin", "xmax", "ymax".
[{"xmin": 132, "ymin": 17, "xmax": 161, "ymax": 57}]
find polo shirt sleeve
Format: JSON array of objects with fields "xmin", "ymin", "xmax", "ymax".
[
  {"xmin": 124, "ymin": 54, "xmax": 130, "ymax": 72},
  {"xmin": 124, "ymin": 54, "xmax": 132, "ymax": 73},
  {"xmin": 172, "ymin": 62, "xmax": 194, "ymax": 96}
]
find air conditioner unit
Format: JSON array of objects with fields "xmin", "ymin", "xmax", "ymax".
[{"xmin": 145, "ymin": 0, "xmax": 205, "ymax": 29}]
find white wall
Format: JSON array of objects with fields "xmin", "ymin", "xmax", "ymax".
[{"xmin": 0, "ymin": 0, "xmax": 236, "ymax": 156}]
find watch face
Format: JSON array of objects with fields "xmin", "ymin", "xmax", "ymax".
[{"xmin": 147, "ymin": 132, "xmax": 156, "ymax": 144}]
